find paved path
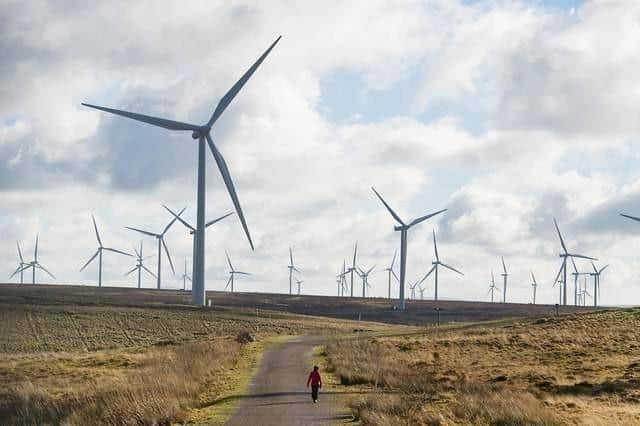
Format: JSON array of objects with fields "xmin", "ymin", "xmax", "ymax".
[{"xmin": 226, "ymin": 336, "xmax": 352, "ymax": 426}]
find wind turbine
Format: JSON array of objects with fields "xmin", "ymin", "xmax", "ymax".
[
  {"xmin": 9, "ymin": 242, "xmax": 27, "ymax": 284},
  {"xmin": 371, "ymin": 187, "xmax": 446, "ymax": 310},
  {"xmin": 163, "ymin": 205, "xmax": 233, "ymax": 277},
  {"xmin": 125, "ymin": 241, "xmax": 156, "ymax": 288},
  {"xmin": 409, "ymin": 281, "xmax": 419, "ymax": 300},
  {"xmin": 16, "ymin": 234, "xmax": 55, "ymax": 284},
  {"xmin": 383, "ymin": 250, "xmax": 399, "ymax": 299},
  {"xmin": 488, "ymin": 271, "xmax": 500, "ymax": 303},
  {"xmin": 225, "ymin": 252, "xmax": 250, "ymax": 292},
  {"xmin": 296, "ymin": 279, "xmax": 304, "ymax": 295},
  {"xmin": 500, "ymin": 257, "xmax": 508, "ymax": 303},
  {"xmin": 530, "ymin": 272, "xmax": 538, "ymax": 304},
  {"xmin": 344, "ymin": 242, "xmax": 358, "ymax": 298},
  {"xmin": 181, "ymin": 259, "xmax": 192, "ymax": 291},
  {"xmin": 588, "ymin": 261, "xmax": 608, "ymax": 307},
  {"xmin": 83, "ymin": 37, "xmax": 282, "ymax": 306},
  {"xmin": 552, "ymin": 217, "xmax": 596, "ymax": 305},
  {"xmin": 80, "ymin": 215, "xmax": 132, "ymax": 287},
  {"xmin": 287, "ymin": 247, "xmax": 301, "ymax": 295},
  {"xmin": 336, "ymin": 260, "xmax": 348, "ymax": 296},
  {"xmin": 420, "ymin": 230, "xmax": 463, "ymax": 301},
  {"xmin": 126, "ymin": 207, "xmax": 185, "ymax": 290},
  {"xmin": 357, "ymin": 265, "xmax": 375, "ymax": 298},
  {"xmin": 418, "ymin": 283, "xmax": 426, "ymax": 300}
]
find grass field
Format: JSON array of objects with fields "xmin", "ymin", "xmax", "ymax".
[{"xmin": 325, "ymin": 309, "xmax": 640, "ymax": 425}]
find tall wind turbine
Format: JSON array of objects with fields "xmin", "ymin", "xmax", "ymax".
[
  {"xmin": 296, "ymin": 279, "xmax": 304, "ymax": 295},
  {"xmin": 225, "ymin": 252, "xmax": 251, "ymax": 292},
  {"xmin": 17, "ymin": 234, "xmax": 55, "ymax": 284},
  {"xmin": 9, "ymin": 242, "xmax": 27, "ymax": 284},
  {"xmin": 383, "ymin": 250, "xmax": 399, "ymax": 299},
  {"xmin": 126, "ymin": 208, "xmax": 185, "ymax": 289},
  {"xmin": 588, "ymin": 261, "xmax": 608, "ymax": 307},
  {"xmin": 488, "ymin": 271, "xmax": 500, "ymax": 303},
  {"xmin": 552, "ymin": 217, "xmax": 596, "ymax": 305},
  {"xmin": 125, "ymin": 241, "xmax": 156, "ymax": 289},
  {"xmin": 371, "ymin": 187, "xmax": 446, "ymax": 310},
  {"xmin": 500, "ymin": 257, "xmax": 508, "ymax": 303},
  {"xmin": 357, "ymin": 265, "xmax": 375, "ymax": 298},
  {"xmin": 83, "ymin": 37, "xmax": 282, "ymax": 306},
  {"xmin": 344, "ymin": 242, "xmax": 358, "ymax": 298},
  {"xmin": 181, "ymin": 259, "xmax": 192, "ymax": 291},
  {"xmin": 80, "ymin": 215, "xmax": 132, "ymax": 287},
  {"xmin": 287, "ymin": 247, "xmax": 301, "ymax": 295},
  {"xmin": 163, "ymin": 205, "xmax": 233, "ymax": 277},
  {"xmin": 420, "ymin": 230, "xmax": 463, "ymax": 301},
  {"xmin": 530, "ymin": 272, "xmax": 538, "ymax": 304}
]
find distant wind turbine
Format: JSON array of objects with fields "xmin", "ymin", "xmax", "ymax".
[
  {"xmin": 371, "ymin": 187, "xmax": 446, "ymax": 310},
  {"xmin": 287, "ymin": 248, "xmax": 301, "ymax": 295},
  {"xmin": 181, "ymin": 259, "xmax": 192, "ymax": 291},
  {"xmin": 9, "ymin": 242, "xmax": 27, "ymax": 284},
  {"xmin": 15, "ymin": 234, "xmax": 55, "ymax": 284},
  {"xmin": 80, "ymin": 215, "xmax": 132, "ymax": 287},
  {"xmin": 125, "ymin": 241, "xmax": 156, "ymax": 288},
  {"xmin": 296, "ymin": 279, "xmax": 304, "ymax": 295},
  {"xmin": 383, "ymin": 250, "xmax": 399, "ymax": 299},
  {"xmin": 225, "ymin": 252, "xmax": 250, "ymax": 292},
  {"xmin": 500, "ymin": 257, "xmax": 508, "ymax": 303},
  {"xmin": 344, "ymin": 242, "xmax": 358, "ymax": 298},
  {"xmin": 357, "ymin": 265, "xmax": 375, "ymax": 298},
  {"xmin": 530, "ymin": 272, "xmax": 538, "ymax": 305},
  {"xmin": 83, "ymin": 37, "xmax": 282, "ymax": 306},
  {"xmin": 126, "ymin": 207, "xmax": 185, "ymax": 289},
  {"xmin": 588, "ymin": 261, "xmax": 608, "ymax": 307},
  {"xmin": 552, "ymin": 217, "xmax": 596, "ymax": 305},
  {"xmin": 418, "ymin": 283, "xmax": 426, "ymax": 300},
  {"xmin": 488, "ymin": 271, "xmax": 500, "ymax": 303},
  {"xmin": 421, "ymin": 230, "xmax": 463, "ymax": 301}
]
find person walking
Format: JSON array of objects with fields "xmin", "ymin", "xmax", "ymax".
[{"xmin": 306, "ymin": 365, "xmax": 322, "ymax": 403}]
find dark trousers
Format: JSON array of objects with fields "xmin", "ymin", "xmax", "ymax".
[{"xmin": 311, "ymin": 384, "xmax": 319, "ymax": 401}]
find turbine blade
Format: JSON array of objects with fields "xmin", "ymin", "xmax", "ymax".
[
  {"xmin": 353, "ymin": 242, "xmax": 358, "ymax": 266},
  {"xmin": 162, "ymin": 207, "xmax": 186, "ymax": 235},
  {"xmin": 91, "ymin": 215, "xmax": 102, "ymax": 247},
  {"xmin": 16, "ymin": 242, "xmax": 23, "ymax": 262},
  {"xmin": 367, "ymin": 265, "xmax": 376, "ymax": 274},
  {"xmin": 161, "ymin": 238, "xmax": 175, "ymax": 274},
  {"xmin": 125, "ymin": 226, "xmax": 158, "ymax": 238},
  {"xmin": 441, "ymin": 262, "xmax": 463, "ymax": 275},
  {"xmin": 531, "ymin": 271, "xmax": 537, "ymax": 285},
  {"xmin": 205, "ymin": 212, "xmax": 234, "ymax": 228},
  {"xmin": 142, "ymin": 265, "xmax": 157, "ymax": 278},
  {"xmin": 371, "ymin": 187, "xmax": 405, "ymax": 225},
  {"xmin": 289, "ymin": 247, "xmax": 294, "ymax": 266},
  {"xmin": 163, "ymin": 205, "xmax": 194, "ymax": 231},
  {"xmin": 553, "ymin": 264, "xmax": 564, "ymax": 286},
  {"xmin": 81, "ymin": 103, "xmax": 199, "ymax": 131},
  {"xmin": 103, "ymin": 247, "xmax": 133, "ymax": 257},
  {"xmin": 433, "ymin": 230, "xmax": 439, "ymax": 261},
  {"xmin": 207, "ymin": 36, "xmax": 282, "ymax": 128},
  {"xmin": 236, "ymin": 271, "xmax": 251, "ymax": 276},
  {"xmin": 620, "ymin": 213, "xmax": 640, "ymax": 223},
  {"xmin": 553, "ymin": 217, "xmax": 567, "ymax": 253},
  {"xmin": 226, "ymin": 251, "xmax": 234, "ymax": 271},
  {"xmin": 9, "ymin": 266, "xmax": 22, "ymax": 279},
  {"xmin": 501, "ymin": 256, "xmax": 507, "ymax": 274},
  {"xmin": 206, "ymin": 134, "xmax": 254, "ymax": 250},
  {"xmin": 570, "ymin": 256, "xmax": 578, "ymax": 273},
  {"xmin": 408, "ymin": 209, "xmax": 447, "ymax": 228},
  {"xmin": 80, "ymin": 250, "xmax": 100, "ymax": 272},
  {"xmin": 419, "ymin": 265, "xmax": 437, "ymax": 284},
  {"xmin": 599, "ymin": 264, "xmax": 609, "ymax": 274},
  {"xmin": 569, "ymin": 253, "xmax": 597, "ymax": 261},
  {"xmin": 124, "ymin": 266, "xmax": 138, "ymax": 276},
  {"xmin": 225, "ymin": 276, "xmax": 232, "ymax": 290},
  {"xmin": 390, "ymin": 249, "xmax": 397, "ymax": 268},
  {"xmin": 34, "ymin": 233, "xmax": 38, "ymax": 262},
  {"xmin": 36, "ymin": 263, "xmax": 55, "ymax": 279}
]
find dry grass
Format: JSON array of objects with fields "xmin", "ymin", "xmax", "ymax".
[{"xmin": 325, "ymin": 309, "xmax": 640, "ymax": 425}]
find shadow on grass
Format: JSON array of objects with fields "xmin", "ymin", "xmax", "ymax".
[{"xmin": 201, "ymin": 390, "xmax": 393, "ymax": 408}]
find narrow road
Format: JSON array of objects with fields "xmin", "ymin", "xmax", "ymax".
[{"xmin": 226, "ymin": 336, "xmax": 352, "ymax": 425}]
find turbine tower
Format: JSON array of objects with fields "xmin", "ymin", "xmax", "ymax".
[
  {"xmin": 421, "ymin": 230, "xmax": 463, "ymax": 301},
  {"xmin": 83, "ymin": 37, "xmax": 282, "ymax": 306},
  {"xmin": 287, "ymin": 247, "xmax": 301, "ymax": 295},
  {"xmin": 9, "ymin": 242, "xmax": 27, "ymax": 284},
  {"xmin": 181, "ymin": 259, "xmax": 192, "ymax": 291},
  {"xmin": 357, "ymin": 265, "xmax": 375, "ymax": 298},
  {"xmin": 588, "ymin": 261, "xmax": 608, "ymax": 307},
  {"xmin": 16, "ymin": 234, "xmax": 55, "ymax": 284},
  {"xmin": 530, "ymin": 272, "xmax": 538, "ymax": 305},
  {"xmin": 371, "ymin": 187, "xmax": 446, "ymax": 310},
  {"xmin": 164, "ymin": 205, "xmax": 233, "ymax": 277},
  {"xmin": 125, "ymin": 241, "xmax": 156, "ymax": 288},
  {"xmin": 80, "ymin": 215, "xmax": 132, "ymax": 287},
  {"xmin": 225, "ymin": 252, "xmax": 250, "ymax": 292},
  {"xmin": 418, "ymin": 283, "xmax": 426, "ymax": 300},
  {"xmin": 383, "ymin": 250, "xmax": 399, "ymax": 299},
  {"xmin": 296, "ymin": 279, "xmax": 304, "ymax": 295},
  {"xmin": 500, "ymin": 257, "xmax": 508, "ymax": 303},
  {"xmin": 552, "ymin": 217, "xmax": 596, "ymax": 306},
  {"xmin": 344, "ymin": 242, "xmax": 358, "ymax": 298},
  {"xmin": 488, "ymin": 271, "xmax": 500, "ymax": 303},
  {"xmin": 126, "ymin": 207, "xmax": 185, "ymax": 290}
]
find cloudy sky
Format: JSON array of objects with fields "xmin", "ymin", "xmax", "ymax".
[{"xmin": 2, "ymin": 0, "xmax": 640, "ymax": 306}]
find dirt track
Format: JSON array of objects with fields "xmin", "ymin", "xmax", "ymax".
[{"xmin": 226, "ymin": 337, "xmax": 352, "ymax": 426}]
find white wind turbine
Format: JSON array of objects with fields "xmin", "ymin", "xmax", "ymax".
[
  {"xmin": 16, "ymin": 234, "xmax": 55, "ymax": 284},
  {"xmin": 225, "ymin": 252, "xmax": 251, "ymax": 292},
  {"xmin": 357, "ymin": 265, "xmax": 375, "ymax": 298},
  {"xmin": 296, "ymin": 278, "xmax": 304, "ymax": 295},
  {"xmin": 125, "ymin": 241, "xmax": 156, "ymax": 288},
  {"xmin": 500, "ymin": 257, "xmax": 508, "ymax": 303},
  {"xmin": 126, "ymin": 207, "xmax": 185, "ymax": 290},
  {"xmin": 488, "ymin": 271, "xmax": 500, "ymax": 303},
  {"xmin": 83, "ymin": 37, "xmax": 282, "ymax": 306},
  {"xmin": 371, "ymin": 187, "xmax": 446, "ymax": 310},
  {"xmin": 418, "ymin": 283, "xmax": 426, "ymax": 300},
  {"xmin": 588, "ymin": 261, "xmax": 608, "ymax": 307},
  {"xmin": 420, "ymin": 230, "xmax": 463, "ymax": 301},
  {"xmin": 530, "ymin": 272, "xmax": 538, "ymax": 305},
  {"xmin": 344, "ymin": 242, "xmax": 358, "ymax": 298},
  {"xmin": 80, "ymin": 215, "xmax": 132, "ymax": 287},
  {"xmin": 9, "ymin": 242, "xmax": 27, "ymax": 284},
  {"xmin": 552, "ymin": 217, "xmax": 596, "ymax": 306},
  {"xmin": 181, "ymin": 259, "xmax": 192, "ymax": 291},
  {"xmin": 288, "ymin": 247, "xmax": 301, "ymax": 296},
  {"xmin": 383, "ymin": 250, "xmax": 399, "ymax": 299}
]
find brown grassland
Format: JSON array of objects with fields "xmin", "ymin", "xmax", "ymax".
[{"xmin": 325, "ymin": 309, "xmax": 640, "ymax": 425}]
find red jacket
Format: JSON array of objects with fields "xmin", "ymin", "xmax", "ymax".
[{"xmin": 307, "ymin": 370, "xmax": 321, "ymax": 387}]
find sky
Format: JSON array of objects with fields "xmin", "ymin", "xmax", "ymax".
[{"xmin": 2, "ymin": 0, "xmax": 640, "ymax": 306}]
